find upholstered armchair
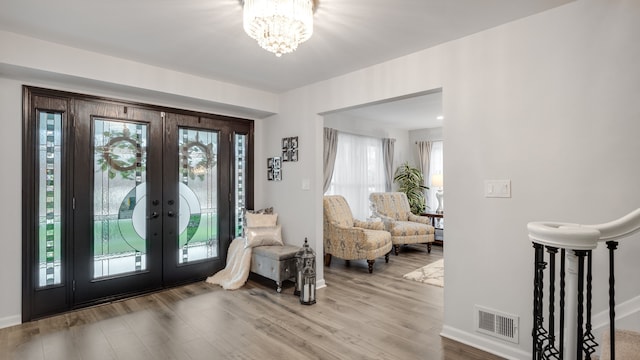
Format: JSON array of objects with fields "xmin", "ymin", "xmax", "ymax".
[
  {"xmin": 323, "ymin": 195, "xmax": 392, "ymax": 273},
  {"xmin": 369, "ymin": 192, "xmax": 435, "ymax": 255}
]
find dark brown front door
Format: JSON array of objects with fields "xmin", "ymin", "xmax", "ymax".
[{"xmin": 22, "ymin": 87, "xmax": 253, "ymax": 320}]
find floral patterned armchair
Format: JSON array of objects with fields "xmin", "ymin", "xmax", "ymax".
[
  {"xmin": 369, "ymin": 192, "xmax": 435, "ymax": 255},
  {"xmin": 323, "ymin": 195, "xmax": 392, "ymax": 273}
]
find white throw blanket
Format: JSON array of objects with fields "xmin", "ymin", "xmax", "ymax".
[{"xmin": 205, "ymin": 237, "xmax": 252, "ymax": 290}]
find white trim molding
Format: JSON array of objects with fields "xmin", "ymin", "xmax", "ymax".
[
  {"xmin": 440, "ymin": 325, "xmax": 529, "ymax": 360},
  {"xmin": 0, "ymin": 314, "xmax": 21, "ymax": 330}
]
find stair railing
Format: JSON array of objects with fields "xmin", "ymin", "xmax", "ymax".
[{"xmin": 527, "ymin": 208, "xmax": 640, "ymax": 360}]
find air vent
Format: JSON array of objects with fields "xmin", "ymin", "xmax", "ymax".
[{"xmin": 475, "ymin": 306, "xmax": 519, "ymax": 343}]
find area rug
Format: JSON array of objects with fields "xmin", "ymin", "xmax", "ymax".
[{"xmin": 403, "ymin": 259, "xmax": 444, "ymax": 287}]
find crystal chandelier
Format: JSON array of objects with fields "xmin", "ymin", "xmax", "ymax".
[{"xmin": 242, "ymin": 0, "xmax": 316, "ymax": 57}]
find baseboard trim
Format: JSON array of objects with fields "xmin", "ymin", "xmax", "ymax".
[
  {"xmin": 593, "ymin": 294, "xmax": 640, "ymax": 331},
  {"xmin": 316, "ymin": 278, "xmax": 326, "ymax": 289},
  {"xmin": 440, "ymin": 325, "xmax": 530, "ymax": 360},
  {"xmin": 0, "ymin": 314, "xmax": 21, "ymax": 330}
]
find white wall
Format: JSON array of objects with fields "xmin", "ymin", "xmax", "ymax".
[
  {"xmin": 2, "ymin": 1, "xmax": 640, "ymax": 359},
  {"xmin": 0, "ymin": 78, "xmax": 24, "ymax": 328},
  {"xmin": 257, "ymin": 88, "xmax": 327, "ymax": 285},
  {"xmin": 269, "ymin": 1, "xmax": 640, "ymax": 358},
  {"xmin": 439, "ymin": 2, "xmax": 640, "ymax": 356}
]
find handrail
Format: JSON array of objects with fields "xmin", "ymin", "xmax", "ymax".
[
  {"xmin": 527, "ymin": 208, "xmax": 640, "ymax": 250},
  {"xmin": 584, "ymin": 208, "xmax": 640, "ymax": 241},
  {"xmin": 527, "ymin": 222, "xmax": 600, "ymax": 250}
]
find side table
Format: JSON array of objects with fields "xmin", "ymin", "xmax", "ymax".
[{"xmin": 422, "ymin": 212, "xmax": 444, "ymax": 246}]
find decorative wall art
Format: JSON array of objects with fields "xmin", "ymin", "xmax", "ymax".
[
  {"xmin": 267, "ymin": 156, "xmax": 282, "ymax": 181},
  {"xmin": 282, "ymin": 136, "xmax": 298, "ymax": 162}
]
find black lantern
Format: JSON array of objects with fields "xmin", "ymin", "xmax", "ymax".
[
  {"xmin": 296, "ymin": 238, "xmax": 316, "ymax": 305},
  {"xmin": 294, "ymin": 243, "xmax": 306, "ymax": 297}
]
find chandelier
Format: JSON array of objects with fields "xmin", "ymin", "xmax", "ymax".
[{"xmin": 242, "ymin": 0, "xmax": 317, "ymax": 57}]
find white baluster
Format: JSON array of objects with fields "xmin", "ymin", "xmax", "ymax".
[{"xmin": 564, "ymin": 250, "xmax": 579, "ymax": 359}]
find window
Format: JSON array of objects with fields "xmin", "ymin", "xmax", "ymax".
[
  {"xmin": 427, "ymin": 141, "xmax": 443, "ymax": 212},
  {"xmin": 326, "ymin": 132, "xmax": 385, "ymax": 220}
]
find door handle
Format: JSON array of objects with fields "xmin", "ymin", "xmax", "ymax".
[
  {"xmin": 167, "ymin": 211, "xmax": 175, "ymax": 217},
  {"xmin": 149, "ymin": 211, "xmax": 159, "ymax": 219}
]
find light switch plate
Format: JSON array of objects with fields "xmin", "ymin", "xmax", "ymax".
[
  {"xmin": 484, "ymin": 180, "xmax": 511, "ymax": 198},
  {"xmin": 301, "ymin": 178, "xmax": 310, "ymax": 190}
]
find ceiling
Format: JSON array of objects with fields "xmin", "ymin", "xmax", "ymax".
[
  {"xmin": 332, "ymin": 91, "xmax": 444, "ymax": 131},
  {"xmin": 0, "ymin": 0, "xmax": 571, "ymax": 127}
]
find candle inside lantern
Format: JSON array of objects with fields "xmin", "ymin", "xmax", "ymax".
[{"xmin": 303, "ymin": 284, "xmax": 310, "ymax": 302}]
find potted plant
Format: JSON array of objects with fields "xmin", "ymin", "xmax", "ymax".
[{"xmin": 393, "ymin": 162, "xmax": 428, "ymax": 215}]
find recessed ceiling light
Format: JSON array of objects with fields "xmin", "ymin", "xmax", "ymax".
[{"xmin": 437, "ymin": 115, "xmax": 444, "ymax": 120}]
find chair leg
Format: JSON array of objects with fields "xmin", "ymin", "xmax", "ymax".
[
  {"xmin": 394, "ymin": 245, "xmax": 399, "ymax": 255},
  {"xmin": 427, "ymin": 243, "xmax": 432, "ymax": 253},
  {"xmin": 324, "ymin": 253, "xmax": 332, "ymax": 266},
  {"xmin": 385, "ymin": 252, "xmax": 390, "ymax": 263},
  {"xmin": 367, "ymin": 259, "xmax": 375, "ymax": 273}
]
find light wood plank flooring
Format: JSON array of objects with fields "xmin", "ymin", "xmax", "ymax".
[{"xmin": 0, "ymin": 245, "xmax": 504, "ymax": 359}]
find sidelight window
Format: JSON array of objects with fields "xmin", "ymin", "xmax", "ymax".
[
  {"xmin": 37, "ymin": 112, "xmax": 63, "ymax": 287},
  {"xmin": 235, "ymin": 134, "xmax": 248, "ymax": 238}
]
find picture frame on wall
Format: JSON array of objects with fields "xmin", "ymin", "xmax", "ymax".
[
  {"xmin": 267, "ymin": 156, "xmax": 282, "ymax": 181},
  {"xmin": 281, "ymin": 136, "xmax": 299, "ymax": 162}
]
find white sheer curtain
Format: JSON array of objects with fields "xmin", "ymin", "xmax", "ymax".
[
  {"xmin": 426, "ymin": 141, "xmax": 444, "ymax": 212},
  {"xmin": 416, "ymin": 141, "xmax": 432, "ymax": 209},
  {"xmin": 382, "ymin": 138, "xmax": 395, "ymax": 191},
  {"xmin": 326, "ymin": 132, "xmax": 386, "ymax": 220},
  {"xmin": 323, "ymin": 127, "xmax": 339, "ymax": 193}
]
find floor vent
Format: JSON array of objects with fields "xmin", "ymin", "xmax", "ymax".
[{"xmin": 475, "ymin": 306, "xmax": 519, "ymax": 343}]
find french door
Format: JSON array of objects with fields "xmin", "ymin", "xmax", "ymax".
[{"xmin": 22, "ymin": 87, "xmax": 253, "ymax": 320}]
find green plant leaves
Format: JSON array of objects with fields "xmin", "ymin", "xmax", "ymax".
[{"xmin": 393, "ymin": 162, "xmax": 428, "ymax": 215}]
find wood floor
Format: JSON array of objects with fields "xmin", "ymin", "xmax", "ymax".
[{"xmin": 0, "ymin": 245, "xmax": 504, "ymax": 360}]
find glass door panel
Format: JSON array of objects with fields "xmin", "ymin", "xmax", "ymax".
[
  {"xmin": 178, "ymin": 128, "xmax": 218, "ymax": 264},
  {"xmin": 234, "ymin": 133, "xmax": 248, "ymax": 238},
  {"xmin": 93, "ymin": 119, "xmax": 148, "ymax": 277},
  {"xmin": 38, "ymin": 112, "xmax": 63, "ymax": 287}
]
